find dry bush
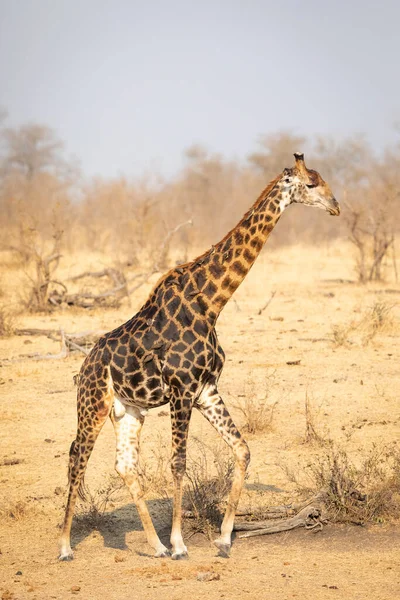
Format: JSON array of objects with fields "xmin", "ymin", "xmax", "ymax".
[
  {"xmin": 0, "ymin": 305, "xmax": 19, "ymax": 337},
  {"xmin": 0, "ymin": 500, "xmax": 35, "ymax": 521},
  {"xmin": 74, "ymin": 474, "xmax": 125, "ymax": 529},
  {"xmin": 303, "ymin": 392, "xmax": 329, "ymax": 446},
  {"xmin": 346, "ymin": 197, "xmax": 396, "ymax": 283},
  {"xmin": 232, "ymin": 374, "xmax": 278, "ymax": 435},
  {"xmin": 183, "ymin": 438, "xmax": 235, "ymax": 537},
  {"xmin": 331, "ymin": 301, "xmax": 394, "ymax": 347},
  {"xmin": 138, "ymin": 433, "xmax": 173, "ymax": 500},
  {"xmin": 301, "ymin": 444, "xmax": 400, "ymax": 524}
]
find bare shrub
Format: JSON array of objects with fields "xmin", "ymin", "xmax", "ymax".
[
  {"xmin": 183, "ymin": 438, "xmax": 235, "ymax": 537},
  {"xmin": 346, "ymin": 196, "xmax": 396, "ymax": 283},
  {"xmin": 233, "ymin": 374, "xmax": 278, "ymax": 435},
  {"xmin": 303, "ymin": 392, "xmax": 329, "ymax": 446},
  {"xmin": 9, "ymin": 222, "xmax": 65, "ymax": 312},
  {"xmin": 0, "ymin": 500, "xmax": 33, "ymax": 520},
  {"xmin": 0, "ymin": 305, "xmax": 18, "ymax": 337},
  {"xmin": 330, "ymin": 301, "xmax": 394, "ymax": 347},
  {"xmin": 360, "ymin": 301, "xmax": 394, "ymax": 344},
  {"xmin": 301, "ymin": 444, "xmax": 400, "ymax": 524},
  {"xmin": 138, "ymin": 434, "xmax": 172, "ymax": 500},
  {"xmin": 75, "ymin": 474, "xmax": 125, "ymax": 529}
]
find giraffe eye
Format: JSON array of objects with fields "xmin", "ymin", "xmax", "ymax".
[{"xmin": 306, "ymin": 184, "xmax": 316, "ymax": 189}]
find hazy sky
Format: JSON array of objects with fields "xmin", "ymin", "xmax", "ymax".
[{"xmin": 0, "ymin": 0, "xmax": 399, "ymax": 178}]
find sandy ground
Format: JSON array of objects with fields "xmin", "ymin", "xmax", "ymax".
[{"xmin": 0, "ymin": 243, "xmax": 399, "ymax": 600}]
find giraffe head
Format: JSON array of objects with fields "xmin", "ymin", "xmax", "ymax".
[{"xmin": 279, "ymin": 153, "xmax": 340, "ymax": 216}]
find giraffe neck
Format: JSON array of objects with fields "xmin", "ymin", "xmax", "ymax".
[{"xmin": 184, "ymin": 176, "xmax": 289, "ymax": 324}]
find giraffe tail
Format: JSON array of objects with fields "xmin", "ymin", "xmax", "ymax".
[{"xmin": 68, "ymin": 440, "xmax": 89, "ymax": 502}]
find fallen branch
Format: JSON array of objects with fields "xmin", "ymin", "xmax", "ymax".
[{"xmin": 235, "ymin": 502, "xmax": 328, "ymax": 538}]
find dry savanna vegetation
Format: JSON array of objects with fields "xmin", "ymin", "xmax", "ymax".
[{"xmin": 0, "ymin": 121, "xmax": 399, "ymax": 599}]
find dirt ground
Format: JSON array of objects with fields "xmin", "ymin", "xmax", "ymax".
[{"xmin": 1, "ymin": 243, "xmax": 399, "ymax": 600}]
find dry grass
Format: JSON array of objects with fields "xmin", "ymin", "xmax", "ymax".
[
  {"xmin": 0, "ymin": 500, "xmax": 35, "ymax": 521},
  {"xmin": 232, "ymin": 374, "xmax": 278, "ymax": 435},
  {"xmin": 0, "ymin": 305, "xmax": 19, "ymax": 337},
  {"xmin": 303, "ymin": 392, "xmax": 329, "ymax": 447},
  {"xmin": 183, "ymin": 438, "xmax": 235, "ymax": 538},
  {"xmin": 138, "ymin": 433, "xmax": 173, "ymax": 500},
  {"xmin": 331, "ymin": 301, "xmax": 395, "ymax": 347},
  {"xmin": 74, "ymin": 474, "xmax": 125, "ymax": 529}
]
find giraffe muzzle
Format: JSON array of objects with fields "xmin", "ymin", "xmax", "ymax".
[{"xmin": 327, "ymin": 197, "xmax": 340, "ymax": 216}]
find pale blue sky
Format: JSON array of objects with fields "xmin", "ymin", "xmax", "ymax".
[{"xmin": 0, "ymin": 0, "xmax": 399, "ymax": 178}]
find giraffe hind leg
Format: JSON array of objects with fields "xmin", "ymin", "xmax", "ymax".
[
  {"xmin": 59, "ymin": 383, "xmax": 113, "ymax": 561},
  {"xmin": 110, "ymin": 404, "xmax": 170, "ymax": 557}
]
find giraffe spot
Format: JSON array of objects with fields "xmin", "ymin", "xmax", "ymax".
[
  {"xmin": 209, "ymin": 260, "xmax": 224, "ymax": 279},
  {"xmin": 130, "ymin": 372, "xmax": 144, "ymax": 387},
  {"xmin": 196, "ymin": 354, "xmax": 206, "ymax": 367},
  {"xmin": 214, "ymin": 293, "xmax": 228, "ymax": 307},
  {"xmin": 269, "ymin": 188, "xmax": 278, "ymax": 198},
  {"xmin": 177, "ymin": 304, "xmax": 193, "ymax": 326},
  {"xmin": 183, "ymin": 330, "xmax": 196, "ymax": 345},
  {"xmin": 116, "ymin": 345, "xmax": 128, "ymax": 357},
  {"xmin": 173, "ymin": 342, "xmax": 187, "ymax": 353},
  {"xmin": 234, "ymin": 230, "xmax": 244, "ymax": 245},
  {"xmin": 169, "ymin": 353, "xmax": 181, "ymax": 368},
  {"xmin": 191, "ymin": 299, "xmax": 206, "ymax": 315},
  {"xmin": 203, "ymin": 280, "xmax": 217, "ymax": 298},
  {"xmin": 142, "ymin": 329, "xmax": 159, "ymax": 350},
  {"xmin": 222, "ymin": 238, "xmax": 232, "ymax": 252},
  {"xmin": 231, "ymin": 261, "xmax": 247, "ymax": 277},
  {"xmin": 193, "ymin": 268, "xmax": 207, "ymax": 291},
  {"xmin": 243, "ymin": 248, "xmax": 255, "ymax": 263},
  {"xmin": 113, "ymin": 353, "xmax": 126, "ymax": 369},
  {"xmin": 221, "ymin": 275, "xmax": 233, "ymax": 290},
  {"xmin": 154, "ymin": 308, "xmax": 168, "ymax": 333},
  {"xmin": 250, "ymin": 238, "xmax": 263, "ymax": 251},
  {"xmin": 136, "ymin": 387, "xmax": 148, "ymax": 399},
  {"xmin": 194, "ymin": 319, "xmax": 208, "ymax": 336},
  {"xmin": 249, "ymin": 225, "xmax": 257, "ymax": 235},
  {"xmin": 193, "ymin": 339, "xmax": 205, "ymax": 354},
  {"xmin": 184, "ymin": 349, "xmax": 195, "ymax": 362},
  {"xmin": 120, "ymin": 333, "xmax": 129, "ymax": 345},
  {"xmin": 164, "ymin": 321, "xmax": 179, "ymax": 341},
  {"xmin": 166, "ymin": 296, "xmax": 180, "ymax": 317}
]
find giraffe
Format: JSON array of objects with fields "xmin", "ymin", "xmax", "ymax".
[{"xmin": 59, "ymin": 153, "xmax": 339, "ymax": 561}]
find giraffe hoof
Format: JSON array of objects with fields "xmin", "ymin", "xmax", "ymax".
[
  {"xmin": 171, "ymin": 551, "xmax": 189, "ymax": 560},
  {"xmin": 155, "ymin": 548, "xmax": 171, "ymax": 558},
  {"xmin": 58, "ymin": 552, "xmax": 74, "ymax": 561},
  {"xmin": 214, "ymin": 541, "xmax": 231, "ymax": 558}
]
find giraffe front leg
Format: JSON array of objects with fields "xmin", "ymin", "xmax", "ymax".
[
  {"xmin": 196, "ymin": 384, "xmax": 250, "ymax": 557},
  {"xmin": 170, "ymin": 401, "xmax": 191, "ymax": 560}
]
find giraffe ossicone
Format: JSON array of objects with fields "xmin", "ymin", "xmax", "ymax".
[{"xmin": 59, "ymin": 153, "xmax": 339, "ymax": 561}]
